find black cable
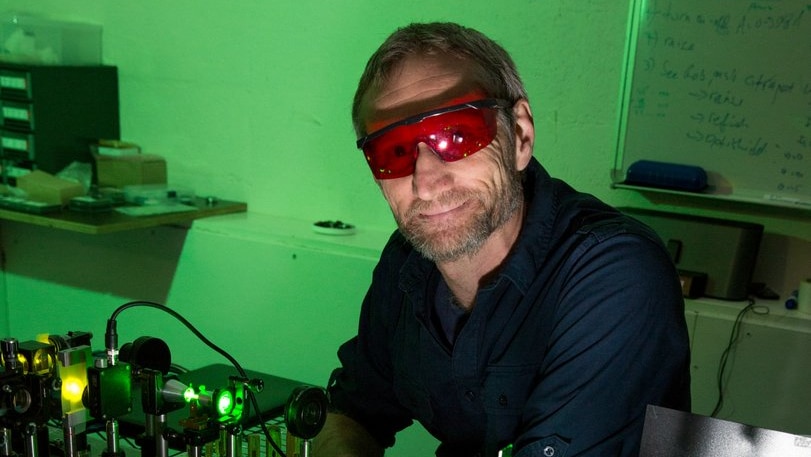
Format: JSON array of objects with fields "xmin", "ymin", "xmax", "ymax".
[
  {"xmin": 169, "ymin": 362, "xmax": 190, "ymax": 374},
  {"xmin": 107, "ymin": 300, "xmax": 288, "ymax": 457},
  {"xmin": 108, "ymin": 300, "xmax": 247, "ymax": 379},
  {"xmin": 710, "ymin": 298, "xmax": 768, "ymax": 417}
]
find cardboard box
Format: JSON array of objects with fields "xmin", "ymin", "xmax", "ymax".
[
  {"xmin": 95, "ymin": 153, "xmax": 167, "ymax": 187},
  {"xmin": 15, "ymin": 170, "xmax": 85, "ymax": 205}
]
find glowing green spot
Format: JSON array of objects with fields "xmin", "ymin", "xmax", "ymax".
[{"xmin": 217, "ymin": 390, "xmax": 234, "ymax": 416}]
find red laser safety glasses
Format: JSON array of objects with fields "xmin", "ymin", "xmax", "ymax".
[{"xmin": 356, "ymin": 98, "xmax": 511, "ymax": 179}]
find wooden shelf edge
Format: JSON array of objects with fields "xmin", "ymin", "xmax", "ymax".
[{"xmin": 0, "ymin": 198, "xmax": 248, "ymax": 234}]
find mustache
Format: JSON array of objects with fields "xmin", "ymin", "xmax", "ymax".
[{"xmin": 405, "ymin": 188, "xmax": 477, "ymax": 219}]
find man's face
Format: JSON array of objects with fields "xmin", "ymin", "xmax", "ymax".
[{"xmin": 358, "ymin": 54, "xmax": 525, "ymax": 263}]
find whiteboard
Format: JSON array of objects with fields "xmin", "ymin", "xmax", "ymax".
[{"xmin": 614, "ymin": 0, "xmax": 811, "ymax": 209}]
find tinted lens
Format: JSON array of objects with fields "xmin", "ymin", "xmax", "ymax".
[{"xmin": 360, "ymin": 103, "xmax": 501, "ymax": 179}]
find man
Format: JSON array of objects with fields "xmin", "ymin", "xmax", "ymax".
[{"xmin": 314, "ymin": 22, "xmax": 690, "ymax": 457}]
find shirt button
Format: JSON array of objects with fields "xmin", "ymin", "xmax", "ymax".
[
  {"xmin": 465, "ymin": 390, "xmax": 476, "ymax": 401},
  {"xmin": 498, "ymin": 394, "xmax": 508, "ymax": 406},
  {"xmin": 543, "ymin": 445, "xmax": 555, "ymax": 456}
]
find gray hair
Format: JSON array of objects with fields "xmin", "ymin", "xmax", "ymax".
[{"xmin": 352, "ymin": 22, "xmax": 528, "ymax": 137}]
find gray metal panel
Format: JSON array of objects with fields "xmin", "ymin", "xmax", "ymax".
[
  {"xmin": 640, "ymin": 405, "xmax": 811, "ymax": 457},
  {"xmin": 622, "ymin": 208, "xmax": 763, "ymax": 300}
]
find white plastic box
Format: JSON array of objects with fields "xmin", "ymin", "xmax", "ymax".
[{"xmin": 0, "ymin": 13, "xmax": 102, "ymax": 65}]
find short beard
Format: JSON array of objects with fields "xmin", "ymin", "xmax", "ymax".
[{"xmin": 396, "ymin": 160, "xmax": 524, "ymax": 263}]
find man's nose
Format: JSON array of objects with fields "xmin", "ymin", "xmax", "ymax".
[{"xmin": 412, "ymin": 142, "xmax": 451, "ymax": 200}]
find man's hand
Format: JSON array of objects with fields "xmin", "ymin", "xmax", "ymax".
[{"xmin": 312, "ymin": 412, "xmax": 385, "ymax": 457}]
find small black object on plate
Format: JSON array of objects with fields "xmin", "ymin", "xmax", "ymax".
[{"xmin": 312, "ymin": 220, "xmax": 356, "ymax": 235}]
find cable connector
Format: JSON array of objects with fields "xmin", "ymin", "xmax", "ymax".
[{"xmin": 105, "ymin": 318, "xmax": 119, "ymax": 366}]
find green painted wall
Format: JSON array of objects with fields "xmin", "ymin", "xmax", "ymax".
[
  {"xmin": 4, "ymin": 1, "xmax": 808, "ymax": 239},
  {"xmin": 2, "ymin": 0, "xmax": 638, "ymax": 232}
]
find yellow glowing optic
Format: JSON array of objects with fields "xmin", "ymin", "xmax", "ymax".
[
  {"xmin": 62, "ymin": 377, "xmax": 84, "ymax": 403},
  {"xmin": 31, "ymin": 349, "xmax": 54, "ymax": 374},
  {"xmin": 57, "ymin": 346, "xmax": 91, "ymax": 416}
]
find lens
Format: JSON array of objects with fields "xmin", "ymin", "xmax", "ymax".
[
  {"xmin": 364, "ymin": 139, "xmax": 417, "ymax": 179},
  {"xmin": 284, "ymin": 386, "xmax": 328, "ymax": 439},
  {"xmin": 12, "ymin": 387, "xmax": 32, "ymax": 414},
  {"xmin": 360, "ymin": 100, "xmax": 503, "ymax": 179},
  {"xmin": 424, "ymin": 107, "xmax": 498, "ymax": 162},
  {"xmin": 216, "ymin": 389, "xmax": 234, "ymax": 416}
]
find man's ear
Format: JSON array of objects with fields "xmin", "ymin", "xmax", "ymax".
[{"xmin": 512, "ymin": 99, "xmax": 535, "ymax": 171}]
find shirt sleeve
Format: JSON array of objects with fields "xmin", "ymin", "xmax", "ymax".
[
  {"xmin": 326, "ymin": 235, "xmax": 415, "ymax": 449},
  {"xmin": 514, "ymin": 230, "xmax": 691, "ymax": 456}
]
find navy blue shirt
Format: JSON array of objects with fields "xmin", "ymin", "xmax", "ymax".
[{"xmin": 327, "ymin": 158, "xmax": 691, "ymax": 457}]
